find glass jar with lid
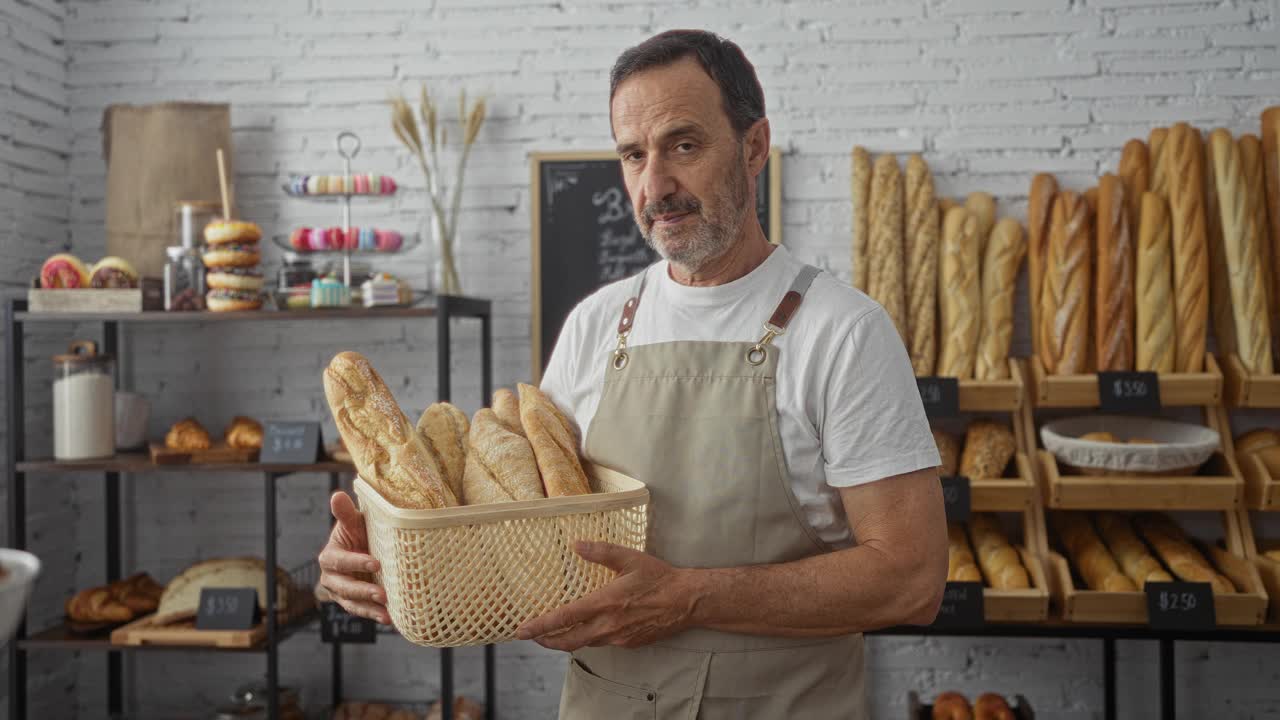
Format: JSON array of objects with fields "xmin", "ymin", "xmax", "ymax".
[
  {"xmin": 164, "ymin": 246, "xmax": 206, "ymax": 311},
  {"xmin": 52, "ymin": 341, "xmax": 115, "ymax": 461}
]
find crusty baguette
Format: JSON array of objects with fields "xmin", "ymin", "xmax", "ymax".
[
  {"xmin": 518, "ymin": 383, "xmax": 590, "ymax": 497},
  {"xmin": 462, "ymin": 408, "xmax": 545, "ymax": 505},
  {"xmin": 975, "ymin": 218, "xmax": 1025, "ymax": 380},
  {"xmin": 905, "ymin": 154, "xmax": 939, "ymax": 375},
  {"xmin": 1149, "ymin": 127, "xmax": 1170, "ymax": 200},
  {"xmin": 1262, "ymin": 109, "xmax": 1280, "ymax": 328},
  {"xmin": 868, "ymin": 154, "xmax": 907, "ymax": 340},
  {"xmin": 416, "ymin": 402, "xmax": 469, "ymax": 502},
  {"xmin": 1052, "ymin": 512, "xmax": 1136, "ymax": 592},
  {"xmin": 959, "ymin": 420, "xmax": 1016, "ymax": 479},
  {"xmin": 965, "ymin": 191, "xmax": 997, "ymax": 257},
  {"xmin": 1040, "ymin": 192, "xmax": 1092, "ymax": 375},
  {"xmin": 937, "ymin": 207, "xmax": 981, "ymax": 378},
  {"xmin": 1027, "ymin": 173, "xmax": 1059, "ymax": 356},
  {"xmin": 1240, "ymin": 134, "xmax": 1277, "ymax": 343},
  {"xmin": 932, "ymin": 428, "xmax": 959, "ymax": 477},
  {"xmin": 1135, "ymin": 513, "xmax": 1236, "ymax": 594},
  {"xmin": 1083, "ymin": 186, "xmax": 1099, "ymax": 215},
  {"xmin": 1136, "ymin": 193, "xmax": 1177, "ymax": 373},
  {"xmin": 1119, "ymin": 139, "xmax": 1150, "ymax": 241},
  {"xmin": 1095, "ymin": 512, "xmax": 1172, "ymax": 586},
  {"xmin": 852, "ymin": 146, "xmax": 873, "ymax": 292},
  {"xmin": 323, "ymin": 351, "xmax": 457, "ymax": 509},
  {"xmin": 969, "ymin": 513, "xmax": 1030, "ymax": 590},
  {"xmin": 1210, "ymin": 128, "xmax": 1274, "ymax": 374},
  {"xmin": 1167, "ymin": 123, "xmax": 1210, "ymax": 373},
  {"xmin": 948, "ymin": 523, "xmax": 983, "ymax": 583},
  {"xmin": 1095, "ymin": 173, "xmax": 1135, "ymax": 372},
  {"xmin": 492, "ymin": 388, "xmax": 524, "ymax": 437},
  {"xmin": 1205, "ymin": 127, "xmax": 1237, "ymax": 358}
]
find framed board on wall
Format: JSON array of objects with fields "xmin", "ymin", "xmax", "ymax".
[{"xmin": 529, "ymin": 147, "xmax": 782, "ymax": 382}]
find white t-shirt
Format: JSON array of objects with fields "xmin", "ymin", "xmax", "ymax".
[{"xmin": 539, "ymin": 245, "xmax": 940, "ymax": 546}]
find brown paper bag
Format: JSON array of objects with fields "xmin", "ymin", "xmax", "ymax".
[{"xmin": 103, "ymin": 102, "xmax": 232, "ymax": 277}]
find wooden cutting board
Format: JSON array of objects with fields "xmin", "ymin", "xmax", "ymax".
[
  {"xmin": 110, "ymin": 613, "xmax": 265, "ymax": 648},
  {"xmin": 149, "ymin": 442, "xmax": 258, "ymax": 465}
]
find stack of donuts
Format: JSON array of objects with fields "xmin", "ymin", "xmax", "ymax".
[
  {"xmin": 203, "ymin": 219, "xmax": 264, "ymax": 312},
  {"xmin": 289, "ymin": 227, "xmax": 403, "ymax": 253}
]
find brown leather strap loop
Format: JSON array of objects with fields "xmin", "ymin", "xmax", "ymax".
[
  {"xmin": 765, "ymin": 265, "xmax": 822, "ymax": 332},
  {"xmin": 617, "ymin": 296, "xmax": 639, "ymax": 336}
]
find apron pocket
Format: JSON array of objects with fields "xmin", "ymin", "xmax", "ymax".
[{"xmin": 561, "ymin": 658, "xmax": 657, "ymax": 720}]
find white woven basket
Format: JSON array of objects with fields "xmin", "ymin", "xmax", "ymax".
[{"xmin": 354, "ymin": 462, "xmax": 649, "ymax": 648}]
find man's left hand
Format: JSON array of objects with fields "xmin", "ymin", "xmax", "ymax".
[{"xmin": 515, "ymin": 541, "xmax": 698, "ymax": 652}]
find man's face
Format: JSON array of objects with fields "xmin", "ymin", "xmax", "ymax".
[{"xmin": 610, "ymin": 57, "xmax": 752, "ymax": 271}]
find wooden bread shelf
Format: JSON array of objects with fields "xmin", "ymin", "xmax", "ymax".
[
  {"xmin": 20, "ymin": 608, "xmax": 318, "ymax": 653},
  {"xmin": 985, "ymin": 546, "xmax": 1051, "ymax": 623},
  {"xmin": 1237, "ymin": 510, "xmax": 1280, "ymax": 623},
  {"xmin": 1029, "ymin": 353, "xmax": 1223, "ymax": 408},
  {"xmin": 1211, "ymin": 405, "xmax": 1280, "ymax": 511},
  {"xmin": 1046, "ymin": 511, "xmax": 1267, "ymax": 626},
  {"xmin": 969, "ymin": 452, "xmax": 1038, "ymax": 512},
  {"xmin": 16, "ymin": 453, "xmax": 354, "ymax": 475},
  {"xmin": 1221, "ymin": 352, "xmax": 1280, "ymax": 408},
  {"xmin": 1036, "ymin": 449, "xmax": 1243, "ymax": 511},
  {"xmin": 957, "ymin": 357, "xmax": 1025, "ymax": 412}
]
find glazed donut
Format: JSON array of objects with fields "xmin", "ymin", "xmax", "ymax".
[
  {"xmin": 206, "ymin": 267, "xmax": 264, "ymax": 292},
  {"xmin": 932, "ymin": 692, "xmax": 972, "ymax": 720},
  {"xmin": 204, "ymin": 220, "xmax": 262, "ymax": 245},
  {"xmin": 202, "ymin": 244, "xmax": 261, "ymax": 268},
  {"xmin": 973, "ymin": 693, "xmax": 1014, "ymax": 720},
  {"xmin": 40, "ymin": 253, "xmax": 91, "ymax": 289},
  {"xmin": 205, "ymin": 288, "xmax": 263, "ymax": 312}
]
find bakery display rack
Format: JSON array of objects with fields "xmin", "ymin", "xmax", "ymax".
[
  {"xmin": 1221, "ymin": 352, "xmax": 1280, "ymax": 408},
  {"xmin": 1028, "ymin": 353, "xmax": 1224, "ymax": 409},
  {"xmin": 4, "ymin": 294, "xmax": 495, "ymax": 720}
]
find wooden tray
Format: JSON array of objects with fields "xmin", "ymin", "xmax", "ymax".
[
  {"xmin": 1221, "ymin": 352, "xmax": 1280, "ymax": 408},
  {"xmin": 149, "ymin": 442, "xmax": 258, "ymax": 465},
  {"xmin": 1235, "ymin": 510, "xmax": 1280, "ymax": 623},
  {"xmin": 1212, "ymin": 405, "xmax": 1280, "ymax": 511},
  {"xmin": 985, "ymin": 546, "xmax": 1050, "ymax": 623},
  {"xmin": 110, "ymin": 614, "xmax": 266, "ymax": 648},
  {"xmin": 1035, "ymin": 449, "xmax": 1242, "ymax": 511},
  {"xmin": 907, "ymin": 691, "xmax": 1034, "ymax": 720},
  {"xmin": 1029, "ymin": 353, "xmax": 1223, "ymax": 408},
  {"xmin": 1046, "ymin": 511, "xmax": 1267, "ymax": 626},
  {"xmin": 968, "ymin": 452, "xmax": 1038, "ymax": 512},
  {"xmin": 28, "ymin": 288, "xmax": 142, "ymax": 314},
  {"xmin": 954, "ymin": 357, "xmax": 1025, "ymax": 412}
]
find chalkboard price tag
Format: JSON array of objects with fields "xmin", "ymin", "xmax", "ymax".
[
  {"xmin": 1098, "ymin": 371, "xmax": 1161, "ymax": 413},
  {"xmin": 195, "ymin": 587, "xmax": 260, "ymax": 631},
  {"xmin": 940, "ymin": 476, "xmax": 971, "ymax": 522},
  {"xmin": 320, "ymin": 602, "xmax": 377, "ymax": 644},
  {"xmin": 916, "ymin": 376, "xmax": 960, "ymax": 418},
  {"xmin": 933, "ymin": 582, "xmax": 984, "ymax": 629},
  {"xmin": 1146, "ymin": 582, "xmax": 1215, "ymax": 630},
  {"xmin": 260, "ymin": 421, "xmax": 321, "ymax": 464}
]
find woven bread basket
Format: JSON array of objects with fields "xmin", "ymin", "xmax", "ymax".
[{"xmin": 354, "ymin": 462, "xmax": 649, "ymax": 648}]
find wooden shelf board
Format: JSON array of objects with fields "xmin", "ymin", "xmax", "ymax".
[
  {"xmin": 17, "ymin": 453, "xmax": 353, "ymax": 475},
  {"xmin": 19, "ymin": 610, "xmax": 317, "ymax": 653}
]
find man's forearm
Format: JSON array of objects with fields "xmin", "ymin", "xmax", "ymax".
[{"xmin": 679, "ymin": 542, "xmax": 942, "ymax": 637}]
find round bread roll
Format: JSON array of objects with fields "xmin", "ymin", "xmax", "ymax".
[
  {"xmin": 1236, "ymin": 428, "xmax": 1280, "ymax": 455},
  {"xmin": 974, "ymin": 692, "xmax": 1015, "ymax": 720},
  {"xmin": 932, "ymin": 692, "xmax": 972, "ymax": 720},
  {"xmin": 225, "ymin": 415, "xmax": 263, "ymax": 450},
  {"xmin": 166, "ymin": 417, "xmax": 211, "ymax": 451},
  {"xmin": 204, "ymin": 219, "xmax": 262, "ymax": 245},
  {"xmin": 1079, "ymin": 431, "xmax": 1119, "ymax": 443}
]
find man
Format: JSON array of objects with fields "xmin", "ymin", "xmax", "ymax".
[{"xmin": 319, "ymin": 30, "xmax": 946, "ymax": 719}]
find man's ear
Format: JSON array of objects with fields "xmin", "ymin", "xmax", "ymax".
[{"xmin": 744, "ymin": 117, "xmax": 771, "ymax": 176}]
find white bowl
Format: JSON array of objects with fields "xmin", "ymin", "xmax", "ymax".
[
  {"xmin": 1040, "ymin": 415, "xmax": 1220, "ymax": 474},
  {"xmin": 0, "ymin": 549, "xmax": 41, "ymax": 644}
]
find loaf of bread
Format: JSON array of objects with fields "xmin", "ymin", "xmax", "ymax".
[
  {"xmin": 975, "ymin": 218, "xmax": 1025, "ymax": 380},
  {"xmin": 938, "ymin": 197, "xmax": 962, "ymax": 215},
  {"xmin": 960, "ymin": 420, "xmax": 1016, "ymax": 479},
  {"xmin": 1149, "ymin": 127, "xmax": 1170, "ymax": 199},
  {"xmin": 1052, "ymin": 512, "xmax": 1136, "ymax": 592},
  {"xmin": 462, "ymin": 408, "xmax": 544, "ymax": 505},
  {"xmin": 1262, "ymin": 109, "xmax": 1280, "ymax": 315},
  {"xmin": 938, "ymin": 207, "xmax": 981, "ymax": 378},
  {"xmin": 517, "ymin": 383, "xmax": 590, "ymax": 497},
  {"xmin": 868, "ymin": 154, "xmax": 907, "ymax": 340},
  {"xmin": 1209, "ymin": 128, "xmax": 1274, "ymax": 374},
  {"xmin": 1137, "ymin": 193, "xmax": 1176, "ymax": 372},
  {"xmin": 1236, "ymin": 428, "xmax": 1280, "ymax": 455},
  {"xmin": 1040, "ymin": 192, "xmax": 1092, "ymax": 375},
  {"xmin": 492, "ymin": 388, "xmax": 524, "ymax": 437},
  {"xmin": 1205, "ymin": 129, "xmax": 1238, "ymax": 358},
  {"xmin": 1135, "ymin": 513, "xmax": 1235, "ymax": 594},
  {"xmin": 969, "ymin": 513, "xmax": 1030, "ymax": 590},
  {"xmin": 1094, "ymin": 512, "xmax": 1172, "ymax": 586},
  {"xmin": 852, "ymin": 146, "xmax": 873, "ymax": 292},
  {"xmin": 905, "ymin": 154, "xmax": 939, "ymax": 375},
  {"xmin": 933, "ymin": 428, "xmax": 960, "ymax": 477},
  {"xmin": 417, "ymin": 402, "xmax": 470, "ymax": 502},
  {"xmin": 1095, "ymin": 173, "xmax": 1135, "ymax": 372},
  {"xmin": 947, "ymin": 523, "xmax": 983, "ymax": 583},
  {"xmin": 1083, "ymin": 186, "xmax": 1099, "ymax": 215},
  {"xmin": 154, "ymin": 556, "xmax": 294, "ymax": 625},
  {"xmin": 66, "ymin": 586, "xmax": 134, "ymax": 623},
  {"xmin": 1240, "ymin": 134, "xmax": 1276, "ymax": 336},
  {"xmin": 1028, "ymin": 173, "xmax": 1059, "ymax": 356},
  {"xmin": 1119, "ymin": 139, "xmax": 1150, "ymax": 239},
  {"xmin": 323, "ymin": 351, "xmax": 457, "ymax": 509},
  {"xmin": 166, "ymin": 418, "xmax": 211, "ymax": 451},
  {"xmin": 1166, "ymin": 123, "xmax": 1210, "ymax": 373},
  {"xmin": 965, "ymin": 191, "xmax": 997, "ymax": 257}
]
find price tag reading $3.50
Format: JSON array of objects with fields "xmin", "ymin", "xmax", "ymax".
[{"xmin": 1097, "ymin": 371, "xmax": 1161, "ymax": 413}]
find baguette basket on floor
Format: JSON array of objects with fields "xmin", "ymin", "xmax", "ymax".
[{"xmin": 355, "ymin": 462, "xmax": 649, "ymax": 648}]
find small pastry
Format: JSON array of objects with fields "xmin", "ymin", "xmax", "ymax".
[
  {"xmin": 89, "ymin": 257, "xmax": 139, "ymax": 288},
  {"xmin": 377, "ymin": 230, "xmax": 403, "ymax": 252},
  {"xmin": 306, "ymin": 176, "xmax": 320, "ymax": 195},
  {"xmin": 166, "ymin": 418, "xmax": 212, "ymax": 451},
  {"xmin": 225, "ymin": 415, "xmax": 264, "ymax": 450},
  {"xmin": 40, "ymin": 253, "xmax": 91, "ymax": 289}
]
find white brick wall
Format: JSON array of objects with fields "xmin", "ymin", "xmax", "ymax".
[{"xmin": 0, "ymin": 0, "xmax": 1277, "ymax": 717}]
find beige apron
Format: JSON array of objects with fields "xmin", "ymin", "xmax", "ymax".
[{"xmin": 558, "ymin": 264, "xmax": 869, "ymax": 720}]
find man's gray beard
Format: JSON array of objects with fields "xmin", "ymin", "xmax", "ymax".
[{"xmin": 641, "ymin": 167, "xmax": 750, "ymax": 274}]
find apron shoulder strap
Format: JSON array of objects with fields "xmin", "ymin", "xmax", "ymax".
[
  {"xmin": 616, "ymin": 265, "xmax": 650, "ymax": 337},
  {"xmin": 766, "ymin": 264, "xmax": 821, "ymax": 332}
]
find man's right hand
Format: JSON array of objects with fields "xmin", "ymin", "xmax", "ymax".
[{"xmin": 318, "ymin": 490, "xmax": 391, "ymax": 624}]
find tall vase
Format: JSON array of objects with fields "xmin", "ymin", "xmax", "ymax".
[{"xmin": 430, "ymin": 210, "xmax": 461, "ymax": 296}]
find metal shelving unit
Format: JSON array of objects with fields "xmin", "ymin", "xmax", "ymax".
[{"xmin": 4, "ymin": 295, "xmax": 495, "ymax": 720}]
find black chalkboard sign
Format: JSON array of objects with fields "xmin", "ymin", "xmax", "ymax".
[
  {"xmin": 195, "ymin": 587, "xmax": 260, "ymax": 630},
  {"xmin": 1145, "ymin": 581, "xmax": 1215, "ymax": 630},
  {"xmin": 530, "ymin": 149, "xmax": 782, "ymax": 380},
  {"xmin": 320, "ymin": 602, "xmax": 377, "ymax": 644},
  {"xmin": 932, "ymin": 581, "xmax": 984, "ymax": 629},
  {"xmin": 917, "ymin": 376, "xmax": 960, "ymax": 417},
  {"xmin": 940, "ymin": 475, "xmax": 971, "ymax": 522},
  {"xmin": 260, "ymin": 421, "xmax": 321, "ymax": 464},
  {"xmin": 1098, "ymin": 371, "xmax": 1162, "ymax": 413}
]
